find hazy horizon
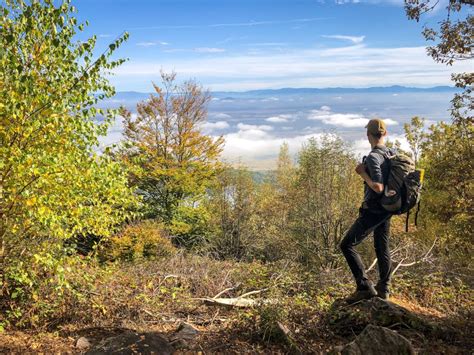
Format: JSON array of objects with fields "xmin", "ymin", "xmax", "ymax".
[
  {"xmin": 80, "ymin": 0, "xmax": 466, "ymax": 169},
  {"xmin": 99, "ymin": 88, "xmax": 455, "ymax": 170}
]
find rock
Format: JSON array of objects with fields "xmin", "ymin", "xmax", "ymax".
[
  {"xmin": 169, "ymin": 322, "xmax": 200, "ymax": 349},
  {"xmin": 332, "ymin": 325, "xmax": 414, "ymax": 355},
  {"xmin": 328, "ymin": 297, "xmax": 437, "ymax": 336},
  {"xmin": 76, "ymin": 337, "xmax": 91, "ymax": 350},
  {"xmin": 86, "ymin": 330, "xmax": 173, "ymax": 355}
]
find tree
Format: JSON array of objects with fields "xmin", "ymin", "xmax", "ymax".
[
  {"xmin": 275, "ymin": 142, "xmax": 295, "ymax": 193},
  {"xmin": 0, "ymin": 0, "xmax": 136, "ymax": 323},
  {"xmin": 244, "ymin": 145, "xmax": 297, "ymax": 262},
  {"xmin": 288, "ymin": 135, "xmax": 361, "ymax": 268},
  {"xmin": 405, "ymin": 0, "xmax": 472, "ymax": 263},
  {"xmin": 419, "ymin": 121, "xmax": 473, "ymax": 258},
  {"xmin": 118, "ymin": 72, "xmax": 224, "ymax": 247},
  {"xmin": 404, "ymin": 0, "xmax": 473, "ymax": 124},
  {"xmin": 404, "ymin": 116, "xmax": 427, "ymax": 167},
  {"xmin": 207, "ymin": 166, "xmax": 256, "ymax": 260}
]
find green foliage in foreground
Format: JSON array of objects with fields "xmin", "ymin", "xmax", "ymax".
[
  {"xmin": 0, "ymin": 0, "xmax": 137, "ymax": 326},
  {"xmin": 418, "ymin": 121, "xmax": 473, "ymax": 259}
]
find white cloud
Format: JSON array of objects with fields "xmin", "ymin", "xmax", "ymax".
[
  {"xmin": 211, "ymin": 112, "xmax": 232, "ymax": 120},
  {"xmin": 130, "ymin": 18, "xmax": 330, "ymax": 31},
  {"xmin": 237, "ymin": 123, "xmax": 274, "ymax": 131},
  {"xmin": 309, "ymin": 110, "xmax": 369, "ymax": 127},
  {"xmin": 97, "ymin": 115, "xmax": 127, "ymax": 149},
  {"xmin": 307, "ymin": 107, "xmax": 399, "ymax": 127},
  {"xmin": 266, "ymin": 114, "xmax": 294, "ymax": 123},
  {"xmin": 352, "ymin": 134, "xmax": 410, "ymax": 157},
  {"xmin": 351, "ymin": 138, "xmax": 371, "ymax": 158},
  {"xmin": 218, "ymin": 127, "xmax": 325, "ymax": 169},
  {"xmin": 113, "ymin": 45, "xmax": 471, "ymax": 91},
  {"xmin": 261, "ymin": 97, "xmax": 279, "ymax": 102},
  {"xmin": 137, "ymin": 41, "xmax": 169, "ymax": 47},
  {"xmin": 136, "ymin": 42, "xmax": 156, "ymax": 47},
  {"xmin": 194, "ymin": 47, "xmax": 226, "ymax": 53},
  {"xmin": 200, "ymin": 121, "xmax": 230, "ymax": 133},
  {"xmin": 322, "ymin": 35, "xmax": 366, "ymax": 44}
]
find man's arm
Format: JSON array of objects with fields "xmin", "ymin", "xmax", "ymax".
[{"xmin": 355, "ymin": 163, "xmax": 384, "ymax": 193}]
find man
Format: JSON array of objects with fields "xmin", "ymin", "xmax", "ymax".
[{"xmin": 340, "ymin": 118, "xmax": 394, "ymax": 304}]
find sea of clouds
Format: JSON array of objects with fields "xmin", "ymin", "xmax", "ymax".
[{"xmin": 100, "ymin": 90, "xmax": 453, "ymax": 170}]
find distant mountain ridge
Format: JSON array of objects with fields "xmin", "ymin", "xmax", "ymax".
[
  {"xmin": 220, "ymin": 85, "xmax": 459, "ymax": 96},
  {"xmin": 111, "ymin": 85, "xmax": 459, "ymax": 101}
]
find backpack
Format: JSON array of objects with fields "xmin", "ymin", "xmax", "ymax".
[{"xmin": 375, "ymin": 150, "xmax": 423, "ymax": 231}]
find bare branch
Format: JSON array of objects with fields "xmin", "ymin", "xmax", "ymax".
[
  {"xmin": 390, "ymin": 238, "xmax": 438, "ymax": 277},
  {"xmin": 213, "ymin": 287, "xmax": 235, "ymax": 299}
]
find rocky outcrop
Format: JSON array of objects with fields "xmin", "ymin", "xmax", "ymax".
[
  {"xmin": 332, "ymin": 325, "xmax": 414, "ymax": 355},
  {"xmin": 328, "ymin": 297, "xmax": 444, "ymax": 336}
]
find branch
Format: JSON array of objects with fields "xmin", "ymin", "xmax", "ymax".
[
  {"xmin": 390, "ymin": 238, "xmax": 438, "ymax": 277},
  {"xmin": 237, "ymin": 288, "xmax": 268, "ymax": 299},
  {"xmin": 213, "ymin": 287, "xmax": 234, "ymax": 299},
  {"xmin": 366, "ymin": 243, "xmax": 405, "ymax": 273},
  {"xmin": 194, "ymin": 288, "xmax": 271, "ymax": 308}
]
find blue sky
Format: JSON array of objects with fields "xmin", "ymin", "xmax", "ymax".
[
  {"xmin": 75, "ymin": 0, "xmax": 468, "ymax": 168},
  {"xmin": 74, "ymin": 0, "xmax": 471, "ymax": 92}
]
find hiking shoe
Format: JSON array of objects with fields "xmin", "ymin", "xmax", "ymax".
[
  {"xmin": 345, "ymin": 285, "xmax": 377, "ymax": 304},
  {"xmin": 375, "ymin": 284, "xmax": 390, "ymax": 300}
]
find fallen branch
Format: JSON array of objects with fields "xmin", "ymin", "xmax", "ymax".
[
  {"xmin": 238, "ymin": 288, "xmax": 268, "ymax": 298},
  {"xmin": 212, "ymin": 287, "xmax": 235, "ymax": 299},
  {"xmin": 197, "ymin": 297, "xmax": 261, "ymax": 308},
  {"xmin": 366, "ymin": 243, "xmax": 405, "ymax": 272},
  {"xmin": 390, "ymin": 238, "xmax": 437, "ymax": 277},
  {"xmin": 194, "ymin": 288, "xmax": 271, "ymax": 308},
  {"xmin": 276, "ymin": 322, "xmax": 303, "ymax": 354}
]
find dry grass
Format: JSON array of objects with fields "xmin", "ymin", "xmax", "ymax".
[{"xmin": 1, "ymin": 252, "xmax": 472, "ymax": 353}]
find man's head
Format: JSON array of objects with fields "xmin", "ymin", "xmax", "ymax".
[{"xmin": 365, "ymin": 118, "xmax": 387, "ymax": 143}]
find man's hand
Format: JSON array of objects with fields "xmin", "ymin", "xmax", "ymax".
[{"xmin": 355, "ymin": 163, "xmax": 365, "ymax": 175}]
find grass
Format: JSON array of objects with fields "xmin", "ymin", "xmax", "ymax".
[{"xmin": 0, "ymin": 252, "xmax": 472, "ymax": 353}]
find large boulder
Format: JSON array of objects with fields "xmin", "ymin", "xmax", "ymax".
[{"xmin": 332, "ymin": 325, "xmax": 415, "ymax": 355}]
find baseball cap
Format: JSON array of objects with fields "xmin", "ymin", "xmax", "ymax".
[{"xmin": 365, "ymin": 118, "xmax": 387, "ymax": 136}]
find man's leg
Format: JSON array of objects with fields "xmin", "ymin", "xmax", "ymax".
[
  {"xmin": 373, "ymin": 217, "xmax": 392, "ymax": 297},
  {"xmin": 340, "ymin": 209, "xmax": 391, "ymax": 290}
]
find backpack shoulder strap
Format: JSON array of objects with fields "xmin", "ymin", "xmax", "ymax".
[
  {"xmin": 371, "ymin": 146, "xmax": 393, "ymax": 186},
  {"xmin": 371, "ymin": 145, "xmax": 392, "ymax": 160}
]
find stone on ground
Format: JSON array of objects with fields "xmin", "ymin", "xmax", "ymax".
[
  {"xmin": 169, "ymin": 322, "xmax": 200, "ymax": 349},
  {"xmin": 76, "ymin": 336, "xmax": 91, "ymax": 350},
  {"xmin": 86, "ymin": 330, "xmax": 173, "ymax": 355},
  {"xmin": 332, "ymin": 325, "xmax": 415, "ymax": 355},
  {"xmin": 328, "ymin": 297, "xmax": 437, "ymax": 335}
]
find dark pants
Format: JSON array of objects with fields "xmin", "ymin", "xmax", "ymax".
[{"xmin": 340, "ymin": 208, "xmax": 392, "ymax": 291}]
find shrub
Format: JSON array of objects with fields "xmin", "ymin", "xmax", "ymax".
[
  {"xmin": 0, "ymin": 251, "xmax": 105, "ymax": 329},
  {"xmin": 103, "ymin": 221, "xmax": 177, "ymax": 262}
]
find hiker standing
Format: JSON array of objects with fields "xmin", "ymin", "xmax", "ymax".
[{"xmin": 340, "ymin": 118, "xmax": 395, "ymax": 304}]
